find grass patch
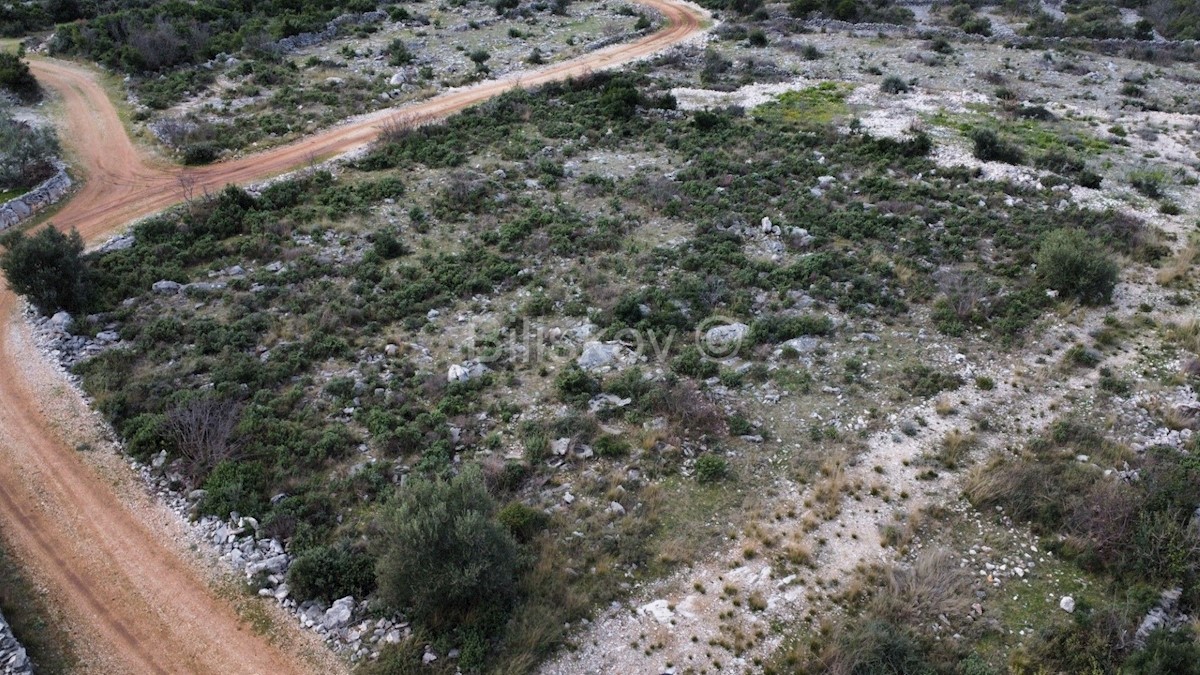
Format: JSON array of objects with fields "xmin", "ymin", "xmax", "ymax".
[{"xmin": 753, "ymin": 83, "xmax": 853, "ymax": 127}]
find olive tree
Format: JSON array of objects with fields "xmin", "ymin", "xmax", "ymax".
[
  {"xmin": 372, "ymin": 465, "xmax": 518, "ymax": 629},
  {"xmin": 0, "ymin": 226, "xmax": 91, "ymax": 314}
]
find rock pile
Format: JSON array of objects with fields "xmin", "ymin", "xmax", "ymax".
[
  {"xmin": 29, "ymin": 310, "xmax": 124, "ymax": 370},
  {"xmin": 135, "ymin": 459, "xmax": 411, "ymax": 662},
  {"xmin": 0, "ymin": 610, "xmax": 33, "ymax": 675}
]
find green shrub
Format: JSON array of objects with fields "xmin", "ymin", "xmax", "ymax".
[
  {"xmin": 496, "ymin": 501, "xmax": 548, "ymax": 542},
  {"xmin": 1036, "ymin": 229, "xmax": 1119, "ymax": 305},
  {"xmin": 372, "ymin": 228, "xmax": 410, "ymax": 259},
  {"xmin": 387, "ymin": 39, "xmax": 413, "ymax": 66},
  {"xmin": 372, "ymin": 465, "xmax": 518, "ymax": 629},
  {"xmin": 287, "ymin": 545, "xmax": 376, "ymax": 602},
  {"xmin": 834, "ymin": 619, "xmax": 935, "ymax": 674},
  {"xmin": 1129, "ymin": 169, "xmax": 1167, "ymax": 199},
  {"xmin": 593, "ymin": 434, "xmax": 631, "ymax": 458},
  {"xmin": 0, "ymin": 53, "xmax": 39, "ymax": 103},
  {"xmin": 182, "ymin": 143, "xmax": 219, "ymax": 165},
  {"xmin": 1124, "ymin": 629, "xmax": 1200, "ymax": 674},
  {"xmin": 749, "ymin": 314, "xmax": 833, "ymax": 345},
  {"xmin": 555, "ymin": 366, "xmax": 599, "ymax": 405},
  {"xmin": 198, "ymin": 460, "xmax": 267, "ymax": 517},
  {"xmin": 0, "ymin": 113, "xmax": 60, "ymax": 190},
  {"xmin": 970, "ymin": 128, "xmax": 1024, "ymax": 164},
  {"xmin": 880, "ymin": 75, "xmax": 909, "ymax": 94},
  {"xmin": 1065, "ymin": 344, "xmax": 1102, "ymax": 367},
  {"xmin": 695, "ymin": 454, "xmax": 728, "ymax": 483},
  {"xmin": 671, "ymin": 346, "xmax": 719, "ymax": 379},
  {"xmin": 901, "ymin": 365, "xmax": 963, "ymax": 399},
  {"xmin": 0, "ymin": 227, "xmax": 91, "ymax": 315}
]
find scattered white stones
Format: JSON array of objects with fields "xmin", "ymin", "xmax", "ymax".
[
  {"xmin": 0, "ymin": 609, "xmax": 32, "ymax": 675},
  {"xmin": 1059, "ymin": 596, "xmax": 1076, "ymax": 613}
]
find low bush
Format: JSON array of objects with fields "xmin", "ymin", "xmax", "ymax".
[
  {"xmin": 880, "ymin": 75, "xmax": 909, "ymax": 94},
  {"xmin": 0, "ymin": 113, "xmax": 60, "ymax": 191},
  {"xmin": 287, "ymin": 545, "xmax": 376, "ymax": 603},
  {"xmin": 901, "ymin": 365, "xmax": 963, "ymax": 399},
  {"xmin": 1036, "ymin": 228, "xmax": 1119, "ymax": 305},
  {"xmin": 749, "ymin": 314, "xmax": 833, "ymax": 345},
  {"xmin": 970, "ymin": 128, "xmax": 1024, "ymax": 164},
  {"xmin": 0, "ymin": 53, "xmax": 39, "ymax": 103},
  {"xmin": 695, "ymin": 454, "xmax": 728, "ymax": 483}
]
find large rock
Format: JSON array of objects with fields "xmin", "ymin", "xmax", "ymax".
[
  {"xmin": 246, "ymin": 554, "xmax": 289, "ymax": 577},
  {"xmin": 704, "ymin": 322, "xmax": 749, "ymax": 349},
  {"xmin": 152, "ymin": 280, "xmax": 182, "ymax": 294},
  {"xmin": 323, "ymin": 596, "xmax": 356, "ymax": 630},
  {"xmin": 48, "ymin": 311, "xmax": 72, "ymax": 329},
  {"xmin": 782, "ymin": 336, "xmax": 822, "ymax": 353},
  {"xmin": 577, "ymin": 341, "xmax": 620, "ymax": 370}
]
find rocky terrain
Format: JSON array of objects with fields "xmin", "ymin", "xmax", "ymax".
[
  {"xmin": 0, "ymin": 611, "xmax": 32, "ymax": 675},
  {"xmin": 4, "ymin": 0, "xmax": 1200, "ymax": 673}
]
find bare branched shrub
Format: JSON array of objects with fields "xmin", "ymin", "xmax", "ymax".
[
  {"xmin": 935, "ymin": 268, "xmax": 992, "ymax": 320},
  {"xmin": 1064, "ymin": 480, "xmax": 1139, "ymax": 557},
  {"xmin": 377, "ymin": 113, "xmax": 421, "ymax": 145},
  {"xmin": 646, "ymin": 380, "xmax": 724, "ymax": 438},
  {"xmin": 164, "ymin": 398, "xmax": 245, "ymax": 486}
]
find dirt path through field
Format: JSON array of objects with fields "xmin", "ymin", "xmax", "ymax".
[
  {"xmin": 30, "ymin": 0, "xmax": 707, "ymax": 247},
  {"xmin": 0, "ymin": 3, "xmax": 708, "ymax": 672}
]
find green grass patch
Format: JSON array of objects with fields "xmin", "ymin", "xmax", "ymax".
[
  {"xmin": 929, "ymin": 110, "xmax": 1110, "ymax": 157},
  {"xmin": 753, "ymin": 82, "xmax": 854, "ymax": 127}
]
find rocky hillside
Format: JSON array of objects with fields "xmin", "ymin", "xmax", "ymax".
[{"xmin": 5, "ymin": 0, "xmax": 1200, "ymax": 673}]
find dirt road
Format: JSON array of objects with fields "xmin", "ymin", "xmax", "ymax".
[
  {"xmin": 31, "ymin": 0, "xmax": 707, "ymax": 246},
  {"xmin": 0, "ymin": 2, "xmax": 707, "ymax": 673}
]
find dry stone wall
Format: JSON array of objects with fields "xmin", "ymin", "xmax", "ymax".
[{"xmin": 0, "ymin": 168, "xmax": 72, "ymax": 232}]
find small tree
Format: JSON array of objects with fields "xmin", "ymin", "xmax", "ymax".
[
  {"xmin": 468, "ymin": 49, "xmax": 491, "ymax": 72},
  {"xmin": 1036, "ymin": 228, "xmax": 1119, "ymax": 305},
  {"xmin": 372, "ymin": 465, "xmax": 518, "ymax": 629},
  {"xmin": 0, "ymin": 226, "xmax": 90, "ymax": 315},
  {"xmin": 0, "ymin": 53, "xmax": 40, "ymax": 103}
]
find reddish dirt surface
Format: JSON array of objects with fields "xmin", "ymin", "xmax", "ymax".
[
  {"xmin": 32, "ymin": 0, "xmax": 707, "ymax": 247},
  {"xmin": 0, "ymin": 3, "xmax": 707, "ymax": 673}
]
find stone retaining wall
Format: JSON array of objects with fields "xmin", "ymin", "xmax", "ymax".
[
  {"xmin": 274, "ymin": 11, "xmax": 389, "ymax": 53},
  {"xmin": 0, "ymin": 168, "xmax": 72, "ymax": 232},
  {"xmin": 0, "ymin": 610, "xmax": 33, "ymax": 675}
]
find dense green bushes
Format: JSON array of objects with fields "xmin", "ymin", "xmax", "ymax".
[
  {"xmin": 287, "ymin": 545, "xmax": 376, "ymax": 603},
  {"xmin": 0, "ymin": 227, "xmax": 91, "ymax": 314},
  {"xmin": 968, "ymin": 426, "xmax": 1200, "ymax": 602},
  {"xmin": 787, "ymin": 0, "xmax": 915, "ymax": 24},
  {"xmin": 48, "ymin": 0, "xmax": 378, "ymax": 74},
  {"xmin": 1036, "ymin": 228, "xmax": 1119, "ymax": 305},
  {"xmin": 970, "ymin": 128, "xmax": 1025, "ymax": 165},
  {"xmin": 0, "ymin": 53, "xmax": 39, "ymax": 103},
  {"xmin": 372, "ymin": 466, "xmax": 519, "ymax": 629}
]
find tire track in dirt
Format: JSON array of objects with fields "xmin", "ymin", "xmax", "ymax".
[{"xmin": 0, "ymin": 2, "xmax": 709, "ymax": 672}]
